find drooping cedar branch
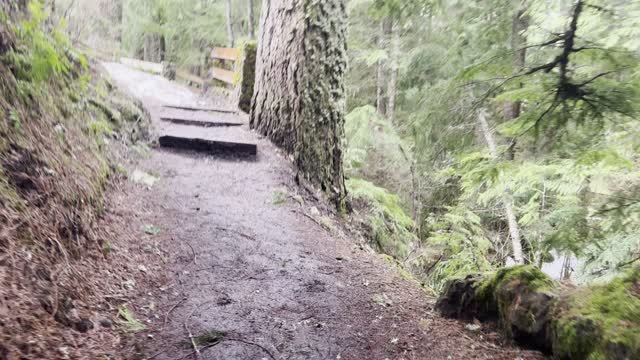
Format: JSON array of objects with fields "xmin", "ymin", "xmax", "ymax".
[
  {"xmin": 474, "ymin": 0, "xmax": 632, "ymax": 134},
  {"xmin": 518, "ymin": 1, "xmax": 633, "ymax": 130}
]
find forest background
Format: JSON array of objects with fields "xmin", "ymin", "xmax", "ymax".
[{"xmin": 50, "ymin": 0, "xmax": 640, "ymax": 291}]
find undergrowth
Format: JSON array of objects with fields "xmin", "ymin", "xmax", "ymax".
[{"xmin": 347, "ymin": 178, "xmax": 417, "ymax": 260}]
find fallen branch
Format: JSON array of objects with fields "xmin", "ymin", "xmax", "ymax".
[
  {"xmin": 186, "ymin": 242, "xmax": 198, "ymax": 265},
  {"xmin": 184, "ymin": 306, "xmax": 201, "ymax": 359}
]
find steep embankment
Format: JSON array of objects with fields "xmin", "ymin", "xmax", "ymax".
[{"xmin": 0, "ymin": 8, "xmax": 150, "ymax": 359}]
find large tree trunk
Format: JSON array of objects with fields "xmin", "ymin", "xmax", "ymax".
[
  {"xmin": 247, "ymin": 0, "xmax": 255, "ymax": 40},
  {"xmin": 250, "ymin": 0, "xmax": 348, "ymax": 208},
  {"xmin": 225, "ymin": 0, "xmax": 235, "ymax": 47},
  {"xmin": 477, "ymin": 109, "xmax": 524, "ymax": 265}
]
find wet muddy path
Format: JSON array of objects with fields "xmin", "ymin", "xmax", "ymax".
[{"xmin": 104, "ymin": 63, "xmax": 545, "ymax": 360}]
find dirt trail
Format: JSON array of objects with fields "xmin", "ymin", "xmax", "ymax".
[{"xmin": 103, "ymin": 63, "xmax": 545, "ymax": 360}]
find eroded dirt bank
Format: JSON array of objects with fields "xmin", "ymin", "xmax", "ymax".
[{"xmin": 104, "ymin": 63, "xmax": 545, "ymax": 360}]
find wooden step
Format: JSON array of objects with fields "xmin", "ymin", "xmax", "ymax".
[
  {"xmin": 160, "ymin": 117, "xmax": 243, "ymax": 127},
  {"xmin": 162, "ymin": 104, "xmax": 237, "ymax": 114},
  {"xmin": 159, "ymin": 135, "xmax": 257, "ymax": 157}
]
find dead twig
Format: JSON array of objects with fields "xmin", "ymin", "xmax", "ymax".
[
  {"xmin": 294, "ymin": 210, "xmax": 324, "ymax": 228},
  {"xmin": 215, "ymin": 226, "xmax": 257, "ymax": 241},
  {"xmin": 224, "ymin": 338, "xmax": 277, "ymax": 360},
  {"xmin": 186, "ymin": 242, "xmax": 198, "ymax": 265},
  {"xmin": 143, "ymin": 349, "xmax": 167, "ymax": 360},
  {"xmin": 163, "ymin": 297, "xmax": 187, "ymax": 330},
  {"xmin": 184, "ymin": 306, "xmax": 201, "ymax": 359}
]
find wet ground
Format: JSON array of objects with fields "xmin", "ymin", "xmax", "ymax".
[{"xmin": 103, "ymin": 62, "xmax": 546, "ymax": 360}]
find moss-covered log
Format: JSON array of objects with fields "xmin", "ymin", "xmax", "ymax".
[
  {"xmin": 250, "ymin": 0, "xmax": 348, "ymax": 209},
  {"xmin": 436, "ymin": 266, "xmax": 640, "ymax": 359}
]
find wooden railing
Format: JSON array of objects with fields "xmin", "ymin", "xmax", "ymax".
[
  {"xmin": 210, "ymin": 47, "xmax": 239, "ymax": 85},
  {"xmin": 119, "ymin": 45, "xmax": 256, "ymax": 113}
]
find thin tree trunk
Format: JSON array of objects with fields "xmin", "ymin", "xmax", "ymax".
[
  {"xmin": 376, "ymin": 17, "xmax": 392, "ymax": 116},
  {"xmin": 387, "ymin": 23, "xmax": 399, "ymax": 123},
  {"xmin": 143, "ymin": 35, "xmax": 150, "ymax": 61},
  {"xmin": 225, "ymin": 0, "xmax": 235, "ymax": 47},
  {"xmin": 477, "ymin": 109, "xmax": 524, "ymax": 265},
  {"xmin": 159, "ymin": 35, "xmax": 166, "ymax": 61},
  {"xmin": 504, "ymin": 2, "xmax": 529, "ymax": 160},
  {"xmin": 247, "ymin": 0, "xmax": 255, "ymax": 40},
  {"xmin": 250, "ymin": 0, "xmax": 348, "ymax": 209}
]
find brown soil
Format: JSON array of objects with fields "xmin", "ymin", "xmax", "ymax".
[{"xmin": 103, "ymin": 63, "xmax": 547, "ymax": 360}]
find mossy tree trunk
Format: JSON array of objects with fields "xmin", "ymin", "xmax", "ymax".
[{"xmin": 250, "ymin": 0, "xmax": 348, "ymax": 208}]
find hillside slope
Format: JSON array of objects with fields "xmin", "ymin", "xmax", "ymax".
[{"xmin": 0, "ymin": 6, "xmax": 151, "ymax": 358}]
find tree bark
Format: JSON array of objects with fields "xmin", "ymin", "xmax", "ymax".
[
  {"xmin": 376, "ymin": 17, "xmax": 392, "ymax": 116},
  {"xmin": 477, "ymin": 109, "xmax": 524, "ymax": 265},
  {"xmin": 504, "ymin": 2, "xmax": 529, "ymax": 160},
  {"xmin": 386, "ymin": 22, "xmax": 399, "ymax": 123},
  {"xmin": 250, "ymin": 0, "xmax": 348, "ymax": 208},
  {"xmin": 225, "ymin": 0, "xmax": 235, "ymax": 47},
  {"xmin": 247, "ymin": 0, "xmax": 255, "ymax": 40}
]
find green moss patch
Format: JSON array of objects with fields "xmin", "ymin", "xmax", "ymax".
[
  {"xmin": 552, "ymin": 267, "xmax": 640, "ymax": 359},
  {"xmin": 235, "ymin": 41, "xmax": 257, "ymax": 113},
  {"xmin": 437, "ymin": 266, "xmax": 640, "ymax": 358}
]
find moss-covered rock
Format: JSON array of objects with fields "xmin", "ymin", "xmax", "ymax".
[{"xmin": 436, "ymin": 266, "xmax": 640, "ymax": 359}]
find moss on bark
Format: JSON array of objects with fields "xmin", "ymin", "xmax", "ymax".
[
  {"xmin": 250, "ymin": 0, "xmax": 348, "ymax": 209},
  {"xmin": 235, "ymin": 41, "xmax": 256, "ymax": 114}
]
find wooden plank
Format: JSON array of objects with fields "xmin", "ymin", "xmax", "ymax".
[
  {"xmin": 120, "ymin": 57, "xmax": 163, "ymax": 74},
  {"xmin": 160, "ymin": 117, "xmax": 243, "ymax": 127},
  {"xmin": 211, "ymin": 47, "xmax": 239, "ymax": 61},
  {"xmin": 176, "ymin": 69, "xmax": 206, "ymax": 86},
  {"xmin": 211, "ymin": 67, "xmax": 236, "ymax": 85},
  {"xmin": 159, "ymin": 136, "xmax": 257, "ymax": 157},
  {"xmin": 162, "ymin": 105, "xmax": 237, "ymax": 114}
]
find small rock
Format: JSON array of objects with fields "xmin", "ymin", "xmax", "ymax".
[
  {"xmin": 465, "ymin": 323, "xmax": 481, "ymax": 332},
  {"xmin": 122, "ymin": 279, "xmax": 136, "ymax": 290},
  {"xmin": 100, "ymin": 319, "xmax": 113, "ymax": 328},
  {"xmin": 58, "ymin": 346, "xmax": 70, "ymax": 360},
  {"xmin": 73, "ymin": 319, "xmax": 94, "ymax": 333},
  {"xmin": 216, "ymin": 296, "xmax": 233, "ymax": 306},
  {"xmin": 138, "ymin": 265, "xmax": 148, "ymax": 273}
]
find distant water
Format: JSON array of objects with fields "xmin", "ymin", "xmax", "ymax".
[{"xmin": 505, "ymin": 252, "xmax": 581, "ymax": 281}]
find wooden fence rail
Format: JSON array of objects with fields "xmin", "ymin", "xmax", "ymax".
[
  {"xmin": 119, "ymin": 44, "xmax": 256, "ymax": 113},
  {"xmin": 210, "ymin": 47, "xmax": 238, "ymax": 85}
]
